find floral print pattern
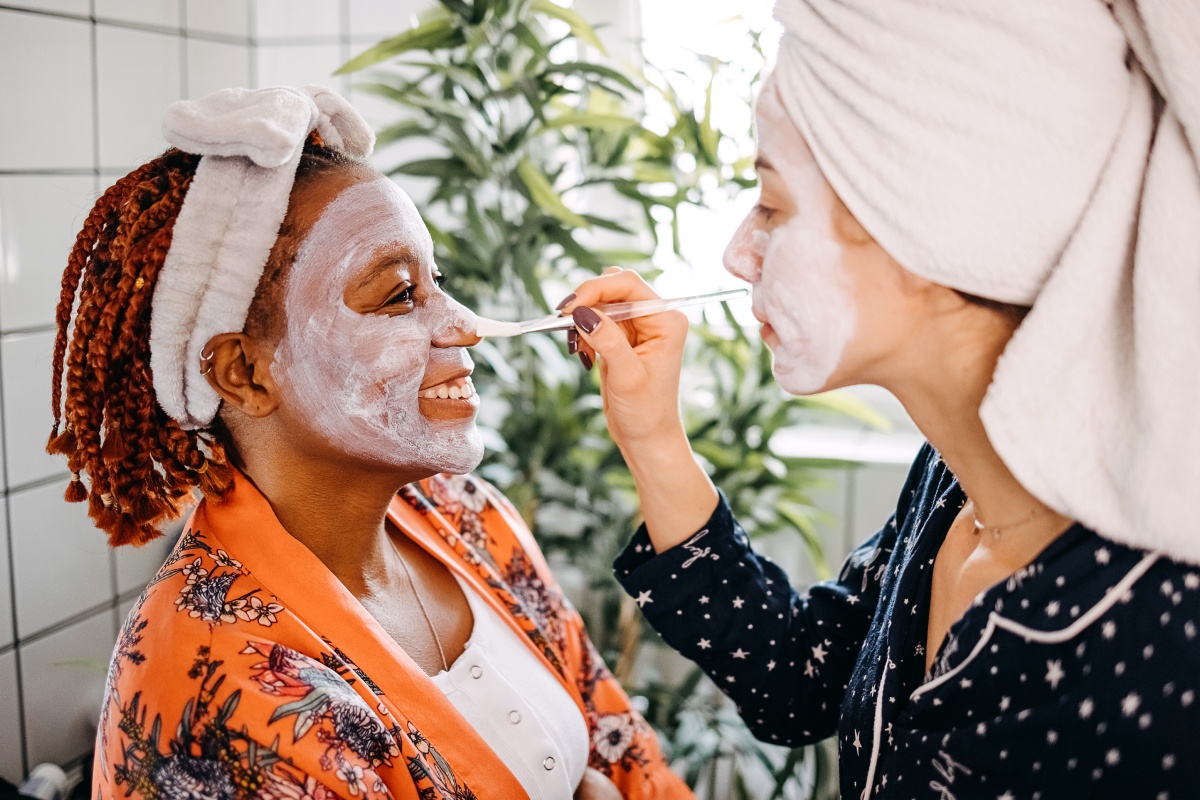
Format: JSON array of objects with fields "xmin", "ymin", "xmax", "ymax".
[{"xmin": 95, "ymin": 470, "xmax": 689, "ymax": 800}]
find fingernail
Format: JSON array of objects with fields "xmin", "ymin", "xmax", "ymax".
[
  {"xmin": 555, "ymin": 293, "xmax": 577, "ymax": 311},
  {"xmin": 567, "ymin": 328, "xmax": 579, "ymax": 355},
  {"xmin": 573, "ymin": 306, "xmax": 601, "ymax": 334},
  {"xmin": 579, "ymin": 351, "xmax": 593, "ymax": 371}
]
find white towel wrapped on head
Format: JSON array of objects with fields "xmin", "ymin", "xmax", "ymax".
[{"xmin": 770, "ymin": 0, "xmax": 1200, "ymax": 563}]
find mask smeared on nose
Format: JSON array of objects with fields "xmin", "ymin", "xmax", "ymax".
[
  {"xmin": 272, "ymin": 177, "xmax": 484, "ymax": 474},
  {"xmin": 723, "ymin": 82, "xmax": 858, "ymax": 395}
]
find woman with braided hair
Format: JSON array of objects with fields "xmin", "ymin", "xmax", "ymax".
[{"xmin": 52, "ymin": 87, "xmax": 688, "ymax": 800}]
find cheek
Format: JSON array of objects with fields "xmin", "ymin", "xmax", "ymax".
[{"xmin": 723, "ymin": 216, "xmax": 772, "ymax": 283}]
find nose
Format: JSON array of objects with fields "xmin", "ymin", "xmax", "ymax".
[
  {"xmin": 723, "ymin": 213, "xmax": 765, "ymax": 283},
  {"xmin": 429, "ymin": 292, "xmax": 482, "ymax": 347}
]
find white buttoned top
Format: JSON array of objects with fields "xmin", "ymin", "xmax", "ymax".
[{"xmin": 431, "ymin": 574, "xmax": 590, "ymax": 798}]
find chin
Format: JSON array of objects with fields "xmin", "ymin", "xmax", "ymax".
[
  {"xmin": 428, "ymin": 427, "xmax": 486, "ymax": 476},
  {"xmin": 771, "ymin": 353, "xmax": 840, "ymax": 396}
]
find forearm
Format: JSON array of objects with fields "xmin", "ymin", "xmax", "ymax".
[{"xmin": 621, "ymin": 426, "xmax": 719, "ymax": 553}]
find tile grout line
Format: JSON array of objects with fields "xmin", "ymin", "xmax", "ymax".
[{"xmin": 0, "ymin": 4, "xmax": 252, "ymax": 45}]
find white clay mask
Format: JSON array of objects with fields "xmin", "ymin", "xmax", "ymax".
[
  {"xmin": 272, "ymin": 177, "xmax": 484, "ymax": 474},
  {"xmin": 722, "ymin": 81, "xmax": 857, "ymax": 395}
]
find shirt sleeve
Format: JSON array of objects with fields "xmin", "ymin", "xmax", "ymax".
[{"xmin": 613, "ymin": 478, "xmax": 916, "ymax": 746}]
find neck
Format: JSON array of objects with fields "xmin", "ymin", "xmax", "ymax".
[
  {"xmin": 233, "ymin": 439, "xmax": 430, "ymax": 594},
  {"xmin": 884, "ymin": 311, "xmax": 1070, "ymax": 552}
]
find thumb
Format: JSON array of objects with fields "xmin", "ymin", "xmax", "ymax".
[{"xmin": 571, "ymin": 306, "xmax": 644, "ymax": 384}]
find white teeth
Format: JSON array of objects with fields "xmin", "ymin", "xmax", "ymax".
[{"xmin": 420, "ymin": 376, "xmax": 476, "ymax": 400}]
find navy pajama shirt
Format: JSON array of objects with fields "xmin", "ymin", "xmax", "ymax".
[{"xmin": 615, "ymin": 445, "xmax": 1200, "ymax": 799}]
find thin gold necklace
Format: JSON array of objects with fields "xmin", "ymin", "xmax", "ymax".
[
  {"xmin": 387, "ymin": 536, "xmax": 449, "ymax": 672},
  {"xmin": 968, "ymin": 500, "xmax": 1056, "ymax": 541}
]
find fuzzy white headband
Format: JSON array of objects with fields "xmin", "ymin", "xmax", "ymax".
[{"xmin": 150, "ymin": 85, "xmax": 374, "ymax": 429}]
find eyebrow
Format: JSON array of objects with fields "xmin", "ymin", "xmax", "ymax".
[
  {"xmin": 754, "ymin": 155, "xmax": 777, "ymax": 174},
  {"xmin": 353, "ymin": 250, "xmax": 418, "ymax": 292}
]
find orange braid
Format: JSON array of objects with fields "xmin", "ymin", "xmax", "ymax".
[{"xmin": 49, "ymin": 138, "xmax": 356, "ymax": 547}]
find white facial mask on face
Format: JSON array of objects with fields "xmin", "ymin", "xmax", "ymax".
[
  {"xmin": 722, "ymin": 84, "xmax": 858, "ymax": 395},
  {"xmin": 273, "ymin": 177, "xmax": 484, "ymax": 475}
]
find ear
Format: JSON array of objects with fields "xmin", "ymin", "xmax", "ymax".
[{"xmin": 201, "ymin": 333, "xmax": 280, "ymax": 419}]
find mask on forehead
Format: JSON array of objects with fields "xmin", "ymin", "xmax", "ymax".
[
  {"xmin": 273, "ymin": 178, "xmax": 484, "ymax": 474},
  {"xmin": 723, "ymin": 80, "xmax": 857, "ymax": 395}
]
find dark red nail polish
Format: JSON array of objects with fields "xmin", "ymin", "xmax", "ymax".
[
  {"xmin": 573, "ymin": 306, "xmax": 601, "ymax": 334},
  {"xmin": 556, "ymin": 293, "xmax": 577, "ymax": 311},
  {"xmin": 579, "ymin": 351, "xmax": 593, "ymax": 371},
  {"xmin": 567, "ymin": 328, "xmax": 579, "ymax": 354}
]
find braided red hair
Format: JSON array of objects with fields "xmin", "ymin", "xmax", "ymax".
[{"xmin": 49, "ymin": 136, "xmax": 352, "ymax": 546}]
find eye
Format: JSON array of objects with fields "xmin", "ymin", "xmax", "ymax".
[
  {"xmin": 433, "ymin": 274, "xmax": 448, "ymax": 289},
  {"xmin": 754, "ymin": 203, "xmax": 778, "ymax": 222},
  {"xmin": 385, "ymin": 285, "xmax": 415, "ymax": 306}
]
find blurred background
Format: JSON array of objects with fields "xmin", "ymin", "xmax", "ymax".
[{"xmin": 0, "ymin": 0, "xmax": 922, "ymax": 797}]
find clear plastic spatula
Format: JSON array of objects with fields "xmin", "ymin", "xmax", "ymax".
[{"xmin": 475, "ymin": 287, "xmax": 749, "ymax": 338}]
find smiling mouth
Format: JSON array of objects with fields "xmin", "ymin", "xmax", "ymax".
[{"xmin": 419, "ymin": 375, "xmax": 477, "ymax": 401}]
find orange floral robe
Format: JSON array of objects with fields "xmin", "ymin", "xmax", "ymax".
[{"xmin": 93, "ymin": 470, "xmax": 691, "ymax": 800}]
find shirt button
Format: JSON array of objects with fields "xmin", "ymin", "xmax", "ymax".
[
  {"xmin": 470, "ymin": 665, "xmax": 483, "ymax": 679},
  {"xmin": 543, "ymin": 757, "xmax": 556, "ymax": 771},
  {"xmin": 508, "ymin": 710, "xmax": 522, "ymax": 724}
]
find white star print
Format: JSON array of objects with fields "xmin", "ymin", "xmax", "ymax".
[
  {"xmin": 635, "ymin": 590, "xmax": 653, "ymax": 608},
  {"xmin": 1095, "ymin": 547, "xmax": 1111, "ymax": 564},
  {"xmin": 936, "ymin": 497, "xmax": 946, "ymax": 509},
  {"xmin": 1121, "ymin": 692, "xmax": 1141, "ymax": 717},
  {"xmin": 812, "ymin": 643, "xmax": 828, "ymax": 663},
  {"xmin": 1046, "ymin": 659, "xmax": 1065, "ymax": 690},
  {"xmin": 1105, "ymin": 749, "xmax": 1120, "ymax": 766},
  {"xmin": 732, "ymin": 648, "xmax": 749, "ymax": 659},
  {"xmin": 999, "ymin": 792, "xmax": 1015, "ymax": 800},
  {"xmin": 697, "ymin": 638, "xmax": 711, "ymax": 650},
  {"xmin": 853, "ymin": 730, "xmax": 862, "ymax": 755},
  {"xmin": 1079, "ymin": 698, "xmax": 1094, "ymax": 719},
  {"xmin": 1046, "ymin": 730, "xmax": 1058, "ymax": 744},
  {"xmin": 1102, "ymin": 620, "xmax": 1117, "ymax": 639},
  {"xmin": 1000, "ymin": 696, "xmax": 1011, "ymax": 712},
  {"xmin": 698, "ymin": 595, "xmax": 710, "ymax": 604},
  {"xmin": 1185, "ymin": 573, "xmax": 1200, "ymax": 590},
  {"xmin": 726, "ymin": 675, "xmax": 735, "ymax": 683},
  {"xmin": 804, "ymin": 660, "xmax": 816, "ymax": 678},
  {"xmin": 767, "ymin": 660, "xmax": 776, "ymax": 671},
  {"xmin": 1046, "ymin": 601, "xmax": 1060, "ymax": 617},
  {"xmin": 732, "ymin": 596, "xmax": 745, "ymax": 609},
  {"xmin": 847, "ymin": 594, "xmax": 860, "ymax": 605},
  {"xmin": 960, "ymin": 678, "xmax": 973, "ymax": 689}
]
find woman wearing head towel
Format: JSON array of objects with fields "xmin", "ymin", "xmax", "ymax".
[
  {"xmin": 565, "ymin": 0, "xmax": 1200, "ymax": 796},
  {"xmin": 50, "ymin": 87, "xmax": 688, "ymax": 800}
]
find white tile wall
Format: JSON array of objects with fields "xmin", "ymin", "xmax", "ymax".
[
  {"xmin": 347, "ymin": 0, "xmax": 422, "ymax": 41},
  {"xmin": 186, "ymin": 39, "xmax": 253, "ymax": 98},
  {"xmin": 1, "ymin": 331, "xmax": 62, "ymax": 488},
  {"xmin": 255, "ymin": 43, "xmax": 346, "ymax": 92},
  {"xmin": 185, "ymin": 0, "xmax": 251, "ymax": 38},
  {"xmin": 254, "ymin": 0, "xmax": 342, "ymax": 39},
  {"xmin": 94, "ymin": 0, "xmax": 182, "ymax": 28},
  {"xmin": 0, "ymin": 11, "xmax": 94, "ymax": 171},
  {"xmin": 19, "ymin": 611, "xmax": 112, "ymax": 768},
  {"xmin": 114, "ymin": 528, "xmax": 176, "ymax": 596},
  {"xmin": 0, "ymin": 175, "xmax": 98, "ymax": 333},
  {"xmin": 96, "ymin": 25, "xmax": 185, "ymax": 169},
  {"xmin": 1, "ymin": 0, "xmax": 89, "ymax": 16},
  {"xmin": 0, "ymin": 499, "xmax": 11, "ymax": 650},
  {"xmin": 0, "ymin": 651, "xmax": 22, "ymax": 784},
  {"xmin": 9, "ymin": 480, "xmax": 113, "ymax": 638}
]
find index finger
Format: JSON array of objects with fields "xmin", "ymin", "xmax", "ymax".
[{"xmin": 557, "ymin": 268, "xmax": 660, "ymax": 313}]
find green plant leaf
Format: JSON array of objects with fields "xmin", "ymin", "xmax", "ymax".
[
  {"xmin": 391, "ymin": 157, "xmax": 469, "ymax": 178},
  {"xmin": 530, "ymin": 0, "xmax": 606, "ymax": 54},
  {"xmin": 336, "ymin": 18, "xmax": 465, "ymax": 75},
  {"xmin": 516, "ymin": 157, "xmax": 589, "ymax": 229},
  {"xmin": 545, "ymin": 112, "xmax": 640, "ymax": 132},
  {"xmin": 541, "ymin": 61, "xmax": 639, "ymax": 93}
]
